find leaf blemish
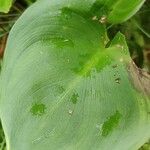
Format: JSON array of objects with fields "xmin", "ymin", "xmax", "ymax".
[
  {"xmin": 101, "ymin": 111, "xmax": 122, "ymax": 137},
  {"xmin": 71, "ymin": 93, "xmax": 79, "ymax": 104},
  {"xmin": 30, "ymin": 103, "xmax": 46, "ymax": 116}
]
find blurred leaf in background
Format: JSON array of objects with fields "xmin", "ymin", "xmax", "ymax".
[
  {"xmin": 107, "ymin": 0, "xmax": 150, "ymax": 72},
  {"xmin": 0, "ymin": 0, "xmax": 13, "ymax": 13}
]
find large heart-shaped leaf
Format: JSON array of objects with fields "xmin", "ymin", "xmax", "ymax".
[{"xmin": 0, "ymin": 0, "xmax": 149, "ymax": 150}]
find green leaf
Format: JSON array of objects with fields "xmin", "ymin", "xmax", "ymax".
[
  {"xmin": 0, "ymin": 0, "xmax": 149, "ymax": 150},
  {"xmin": 0, "ymin": 0, "xmax": 13, "ymax": 13},
  {"xmin": 107, "ymin": 0, "xmax": 146, "ymax": 23}
]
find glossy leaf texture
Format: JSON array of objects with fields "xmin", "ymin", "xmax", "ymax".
[
  {"xmin": 0, "ymin": 0, "xmax": 12, "ymax": 13},
  {"xmin": 0, "ymin": 0, "xmax": 149, "ymax": 150}
]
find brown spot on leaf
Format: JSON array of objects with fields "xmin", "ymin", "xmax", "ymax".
[{"xmin": 128, "ymin": 61, "xmax": 150, "ymax": 96}]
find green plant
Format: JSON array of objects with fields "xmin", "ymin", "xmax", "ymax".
[
  {"xmin": 0, "ymin": 0, "xmax": 149, "ymax": 150},
  {"xmin": 0, "ymin": 0, "xmax": 13, "ymax": 13}
]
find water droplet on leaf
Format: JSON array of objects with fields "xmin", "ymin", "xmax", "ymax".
[
  {"xmin": 51, "ymin": 37, "xmax": 74, "ymax": 48},
  {"xmin": 115, "ymin": 77, "xmax": 121, "ymax": 84},
  {"xmin": 68, "ymin": 109, "xmax": 73, "ymax": 115}
]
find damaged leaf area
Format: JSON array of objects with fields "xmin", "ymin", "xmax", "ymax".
[
  {"xmin": 128, "ymin": 61, "xmax": 150, "ymax": 97},
  {"xmin": 0, "ymin": 0, "xmax": 149, "ymax": 150}
]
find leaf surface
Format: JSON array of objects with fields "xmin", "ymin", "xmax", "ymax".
[{"xmin": 0, "ymin": 0, "xmax": 149, "ymax": 150}]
